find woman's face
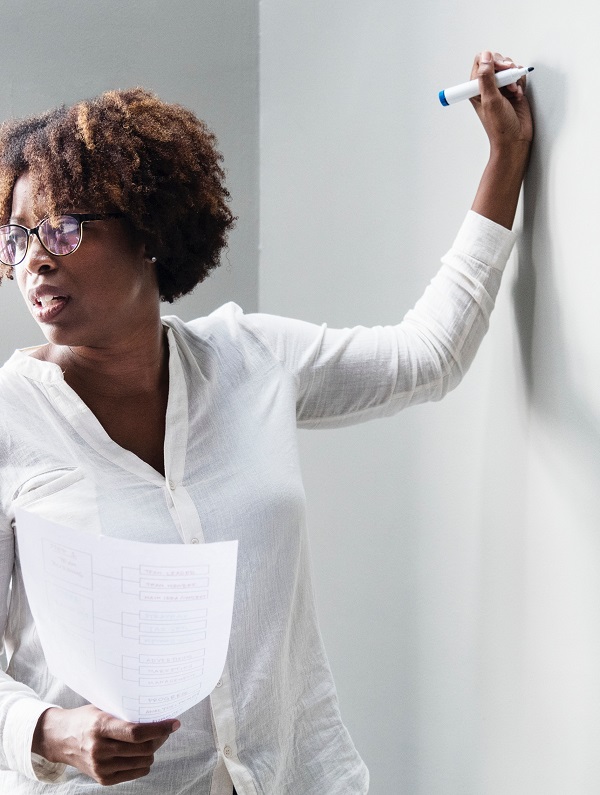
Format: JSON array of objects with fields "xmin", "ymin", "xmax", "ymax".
[{"xmin": 11, "ymin": 172, "xmax": 159, "ymax": 349}]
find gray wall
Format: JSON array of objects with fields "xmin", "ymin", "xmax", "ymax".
[
  {"xmin": 0, "ymin": 0, "xmax": 259, "ymax": 360},
  {"xmin": 261, "ymin": 1, "xmax": 600, "ymax": 794}
]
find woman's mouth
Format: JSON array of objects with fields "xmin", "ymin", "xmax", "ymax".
[{"xmin": 31, "ymin": 294, "xmax": 70, "ymax": 322}]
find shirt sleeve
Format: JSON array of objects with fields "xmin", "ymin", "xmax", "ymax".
[
  {"xmin": 244, "ymin": 211, "xmax": 516, "ymax": 428},
  {"xmin": 0, "ymin": 515, "xmax": 67, "ymax": 783}
]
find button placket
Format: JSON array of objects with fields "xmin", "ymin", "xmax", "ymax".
[
  {"xmin": 210, "ymin": 663, "xmax": 242, "ymax": 773},
  {"xmin": 163, "ymin": 479, "xmax": 206, "ymax": 545}
]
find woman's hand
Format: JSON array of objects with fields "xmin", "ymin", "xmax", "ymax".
[
  {"xmin": 469, "ymin": 50, "xmax": 534, "ymax": 229},
  {"xmin": 32, "ymin": 705, "xmax": 180, "ymax": 786},
  {"xmin": 469, "ymin": 50, "xmax": 534, "ymax": 153}
]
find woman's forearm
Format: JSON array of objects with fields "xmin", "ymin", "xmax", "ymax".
[{"xmin": 471, "ymin": 143, "xmax": 531, "ymax": 230}]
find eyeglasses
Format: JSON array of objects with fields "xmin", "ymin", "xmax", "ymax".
[{"xmin": 0, "ymin": 213, "xmax": 123, "ymax": 268}]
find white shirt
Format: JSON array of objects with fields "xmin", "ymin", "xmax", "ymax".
[{"xmin": 0, "ymin": 211, "xmax": 515, "ymax": 794}]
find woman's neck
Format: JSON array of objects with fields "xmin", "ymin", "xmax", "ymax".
[{"xmin": 35, "ymin": 320, "xmax": 169, "ymax": 399}]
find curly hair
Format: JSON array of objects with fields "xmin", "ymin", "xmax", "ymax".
[{"xmin": 0, "ymin": 88, "xmax": 236, "ymax": 301}]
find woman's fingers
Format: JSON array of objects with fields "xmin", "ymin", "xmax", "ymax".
[
  {"xmin": 88, "ymin": 761, "xmax": 155, "ymax": 787},
  {"xmin": 470, "ymin": 51, "xmax": 525, "ymax": 94},
  {"xmin": 472, "ymin": 52, "xmax": 502, "ymax": 104},
  {"xmin": 97, "ymin": 735, "xmax": 171, "ymax": 758},
  {"xmin": 34, "ymin": 705, "xmax": 180, "ymax": 785},
  {"xmin": 100, "ymin": 714, "xmax": 179, "ymax": 747},
  {"xmin": 470, "ymin": 50, "xmax": 528, "ymax": 106},
  {"xmin": 494, "ymin": 53, "xmax": 515, "ymax": 68}
]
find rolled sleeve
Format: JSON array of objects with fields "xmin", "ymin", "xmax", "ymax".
[
  {"xmin": 3, "ymin": 698, "xmax": 66, "ymax": 783},
  {"xmin": 453, "ymin": 210, "xmax": 516, "ymax": 271}
]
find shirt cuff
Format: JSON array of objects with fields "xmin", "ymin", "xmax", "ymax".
[
  {"xmin": 3, "ymin": 699, "xmax": 67, "ymax": 783},
  {"xmin": 31, "ymin": 752, "xmax": 67, "ymax": 783},
  {"xmin": 452, "ymin": 210, "xmax": 516, "ymax": 272}
]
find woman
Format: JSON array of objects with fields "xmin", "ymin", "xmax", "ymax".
[{"xmin": 0, "ymin": 51, "xmax": 532, "ymax": 793}]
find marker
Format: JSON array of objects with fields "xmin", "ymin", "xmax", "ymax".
[{"xmin": 439, "ymin": 66, "xmax": 534, "ymax": 106}]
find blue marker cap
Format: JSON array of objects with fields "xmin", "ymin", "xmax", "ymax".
[{"xmin": 439, "ymin": 90, "xmax": 449, "ymax": 107}]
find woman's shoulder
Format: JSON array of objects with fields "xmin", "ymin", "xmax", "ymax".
[
  {"xmin": 162, "ymin": 302, "xmax": 276, "ymax": 350},
  {"xmin": 162, "ymin": 301, "xmax": 244, "ymax": 334},
  {"xmin": 161, "ymin": 303, "xmax": 283, "ymax": 374}
]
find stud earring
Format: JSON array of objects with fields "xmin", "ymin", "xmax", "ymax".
[{"xmin": 150, "ymin": 256, "xmax": 157, "ymax": 263}]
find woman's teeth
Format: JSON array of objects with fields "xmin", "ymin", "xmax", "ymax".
[{"xmin": 38, "ymin": 295, "xmax": 64, "ymax": 307}]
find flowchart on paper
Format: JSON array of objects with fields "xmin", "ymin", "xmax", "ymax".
[{"xmin": 15, "ymin": 508, "xmax": 238, "ymax": 722}]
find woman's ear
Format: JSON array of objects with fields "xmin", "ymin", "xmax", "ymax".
[{"xmin": 142, "ymin": 244, "xmax": 157, "ymax": 265}]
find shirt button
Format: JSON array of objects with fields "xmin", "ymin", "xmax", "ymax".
[
  {"xmin": 216, "ymin": 679, "xmax": 223, "ymax": 688},
  {"xmin": 223, "ymin": 745, "xmax": 232, "ymax": 757},
  {"xmin": 190, "ymin": 537, "xmax": 200, "ymax": 544},
  {"xmin": 168, "ymin": 480, "xmax": 177, "ymax": 490}
]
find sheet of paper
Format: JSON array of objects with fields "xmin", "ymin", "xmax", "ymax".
[{"xmin": 15, "ymin": 508, "xmax": 238, "ymax": 723}]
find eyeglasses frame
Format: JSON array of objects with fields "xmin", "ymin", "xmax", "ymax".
[{"xmin": 0, "ymin": 212, "xmax": 124, "ymax": 268}]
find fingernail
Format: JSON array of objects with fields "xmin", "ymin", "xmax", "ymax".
[
  {"xmin": 481, "ymin": 50, "xmax": 492, "ymax": 63},
  {"xmin": 502, "ymin": 58, "xmax": 512, "ymax": 64},
  {"xmin": 171, "ymin": 720, "xmax": 181, "ymax": 732}
]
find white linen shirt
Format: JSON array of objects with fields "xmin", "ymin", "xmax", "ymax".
[{"xmin": 0, "ymin": 211, "xmax": 515, "ymax": 794}]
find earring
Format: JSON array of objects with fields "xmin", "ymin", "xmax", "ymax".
[{"xmin": 150, "ymin": 256, "xmax": 157, "ymax": 263}]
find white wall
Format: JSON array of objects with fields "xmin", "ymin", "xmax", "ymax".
[
  {"xmin": 260, "ymin": 1, "xmax": 600, "ymax": 793},
  {"xmin": 0, "ymin": 0, "xmax": 259, "ymax": 362}
]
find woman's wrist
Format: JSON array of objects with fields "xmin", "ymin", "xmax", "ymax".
[
  {"xmin": 488, "ymin": 140, "xmax": 531, "ymax": 167},
  {"xmin": 32, "ymin": 708, "xmax": 63, "ymax": 763}
]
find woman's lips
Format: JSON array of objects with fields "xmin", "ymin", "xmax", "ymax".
[{"xmin": 31, "ymin": 295, "xmax": 70, "ymax": 322}]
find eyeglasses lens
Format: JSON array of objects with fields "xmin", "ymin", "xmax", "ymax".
[
  {"xmin": 0, "ymin": 227, "xmax": 27, "ymax": 266},
  {"xmin": 0, "ymin": 216, "xmax": 83, "ymax": 266},
  {"xmin": 39, "ymin": 217, "xmax": 81, "ymax": 256}
]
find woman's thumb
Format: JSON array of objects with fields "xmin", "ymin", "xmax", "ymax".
[{"xmin": 477, "ymin": 51, "xmax": 498, "ymax": 101}]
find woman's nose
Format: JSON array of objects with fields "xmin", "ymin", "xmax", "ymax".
[{"xmin": 22, "ymin": 233, "xmax": 56, "ymax": 274}]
